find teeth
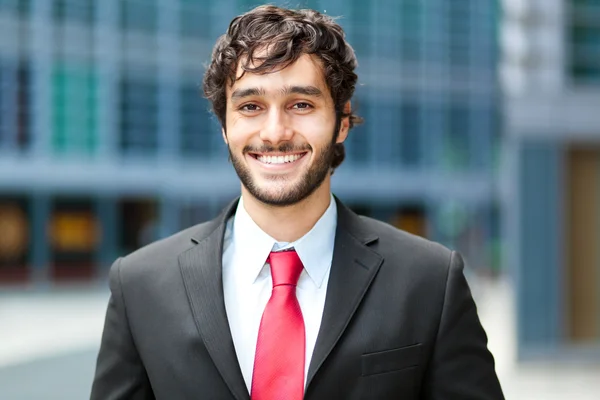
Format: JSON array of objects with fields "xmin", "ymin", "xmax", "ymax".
[{"xmin": 258, "ymin": 154, "xmax": 302, "ymax": 164}]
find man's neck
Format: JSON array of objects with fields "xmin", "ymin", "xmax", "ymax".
[{"xmin": 241, "ymin": 184, "xmax": 332, "ymax": 243}]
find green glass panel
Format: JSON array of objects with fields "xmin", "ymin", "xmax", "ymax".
[
  {"xmin": 51, "ymin": 67, "xmax": 67, "ymax": 153},
  {"xmin": 51, "ymin": 64, "xmax": 98, "ymax": 155}
]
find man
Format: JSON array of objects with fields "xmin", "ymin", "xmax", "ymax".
[{"xmin": 91, "ymin": 5, "xmax": 504, "ymax": 400}]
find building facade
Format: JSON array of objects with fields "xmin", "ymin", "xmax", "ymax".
[
  {"xmin": 0, "ymin": 0, "xmax": 500, "ymax": 283},
  {"xmin": 501, "ymin": 0, "xmax": 600, "ymax": 358}
]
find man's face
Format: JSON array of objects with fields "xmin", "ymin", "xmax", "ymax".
[{"xmin": 224, "ymin": 53, "xmax": 349, "ymax": 206}]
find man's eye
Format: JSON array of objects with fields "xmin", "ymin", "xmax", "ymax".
[
  {"xmin": 292, "ymin": 102, "xmax": 312, "ymax": 110},
  {"xmin": 240, "ymin": 104, "xmax": 260, "ymax": 112}
]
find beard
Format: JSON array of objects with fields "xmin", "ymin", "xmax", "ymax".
[{"xmin": 229, "ymin": 134, "xmax": 336, "ymax": 207}]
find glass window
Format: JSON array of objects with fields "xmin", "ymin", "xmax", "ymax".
[
  {"xmin": 51, "ymin": 63, "xmax": 98, "ymax": 155},
  {"xmin": 237, "ymin": 0, "xmax": 261, "ymax": 13},
  {"xmin": 572, "ymin": 0, "xmax": 600, "ymax": 6},
  {"xmin": 0, "ymin": 0, "xmax": 30, "ymax": 15},
  {"xmin": 52, "ymin": 0, "xmax": 95, "ymax": 76},
  {"xmin": 50, "ymin": 197, "xmax": 99, "ymax": 278},
  {"xmin": 467, "ymin": 0, "xmax": 497, "ymax": 70},
  {"xmin": 119, "ymin": 75, "xmax": 158, "ymax": 155},
  {"xmin": 346, "ymin": 96, "xmax": 371, "ymax": 165},
  {"xmin": 0, "ymin": 61, "xmax": 29, "ymax": 151},
  {"xmin": 400, "ymin": 1, "xmax": 422, "ymax": 63},
  {"xmin": 442, "ymin": 103, "xmax": 471, "ymax": 170},
  {"xmin": 400, "ymin": 102, "xmax": 421, "ymax": 167},
  {"xmin": 118, "ymin": 198, "xmax": 158, "ymax": 255},
  {"xmin": 16, "ymin": 64, "xmax": 30, "ymax": 150},
  {"xmin": 121, "ymin": 0, "xmax": 157, "ymax": 33},
  {"xmin": 347, "ymin": 0, "xmax": 372, "ymax": 59},
  {"xmin": 448, "ymin": 1, "xmax": 471, "ymax": 67},
  {"xmin": 180, "ymin": 83, "xmax": 214, "ymax": 158},
  {"xmin": 0, "ymin": 61, "xmax": 11, "ymax": 149},
  {"xmin": 363, "ymin": 98, "xmax": 399, "ymax": 166},
  {"xmin": 180, "ymin": 0, "xmax": 211, "ymax": 38},
  {"xmin": 570, "ymin": 0, "xmax": 600, "ymax": 82},
  {"xmin": 52, "ymin": 0, "xmax": 94, "ymax": 24}
]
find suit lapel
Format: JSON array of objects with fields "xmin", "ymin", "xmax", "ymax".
[
  {"xmin": 178, "ymin": 199, "xmax": 250, "ymax": 400},
  {"xmin": 306, "ymin": 198, "xmax": 383, "ymax": 388}
]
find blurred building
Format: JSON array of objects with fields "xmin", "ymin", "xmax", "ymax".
[
  {"xmin": 0, "ymin": 0, "xmax": 500, "ymax": 283},
  {"xmin": 501, "ymin": 0, "xmax": 600, "ymax": 358}
]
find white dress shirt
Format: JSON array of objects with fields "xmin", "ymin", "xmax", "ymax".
[{"xmin": 222, "ymin": 194, "xmax": 337, "ymax": 392}]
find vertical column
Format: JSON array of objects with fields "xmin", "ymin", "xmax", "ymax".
[
  {"xmin": 424, "ymin": 0, "xmax": 447, "ymax": 170},
  {"xmin": 29, "ymin": 0, "xmax": 52, "ymax": 285},
  {"xmin": 158, "ymin": 195, "xmax": 179, "ymax": 239},
  {"xmin": 566, "ymin": 148, "xmax": 600, "ymax": 341},
  {"xmin": 425, "ymin": 198, "xmax": 440, "ymax": 243},
  {"xmin": 156, "ymin": 1, "xmax": 181, "ymax": 239},
  {"xmin": 517, "ymin": 140, "xmax": 562, "ymax": 355},
  {"xmin": 30, "ymin": 192, "xmax": 51, "ymax": 284},
  {"xmin": 500, "ymin": 133, "xmax": 520, "ymax": 285},
  {"xmin": 95, "ymin": 0, "xmax": 119, "ymax": 161},
  {"xmin": 157, "ymin": 0, "xmax": 180, "ymax": 162},
  {"xmin": 470, "ymin": 0, "xmax": 496, "ymax": 173},
  {"xmin": 95, "ymin": 196, "xmax": 118, "ymax": 278},
  {"xmin": 95, "ymin": 1, "xmax": 120, "ymax": 278},
  {"xmin": 30, "ymin": 0, "xmax": 52, "ymax": 158}
]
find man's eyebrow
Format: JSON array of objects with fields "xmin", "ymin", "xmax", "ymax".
[
  {"xmin": 230, "ymin": 87, "xmax": 266, "ymax": 101},
  {"xmin": 280, "ymin": 85, "xmax": 323, "ymax": 97},
  {"xmin": 230, "ymin": 85, "xmax": 324, "ymax": 101}
]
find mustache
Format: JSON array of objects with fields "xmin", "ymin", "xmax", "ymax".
[{"xmin": 243, "ymin": 143, "xmax": 312, "ymax": 154}]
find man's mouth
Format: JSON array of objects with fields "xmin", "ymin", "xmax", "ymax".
[{"xmin": 250, "ymin": 153, "xmax": 307, "ymax": 165}]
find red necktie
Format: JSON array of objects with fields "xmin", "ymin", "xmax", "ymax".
[{"xmin": 251, "ymin": 250, "xmax": 305, "ymax": 400}]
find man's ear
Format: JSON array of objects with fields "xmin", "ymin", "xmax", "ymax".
[
  {"xmin": 336, "ymin": 101, "xmax": 351, "ymax": 143},
  {"xmin": 222, "ymin": 127, "xmax": 228, "ymax": 144}
]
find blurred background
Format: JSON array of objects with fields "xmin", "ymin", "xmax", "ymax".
[{"xmin": 0, "ymin": 0, "xmax": 599, "ymax": 398}]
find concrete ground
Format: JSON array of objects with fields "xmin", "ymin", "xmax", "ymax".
[{"xmin": 0, "ymin": 275, "xmax": 598, "ymax": 399}]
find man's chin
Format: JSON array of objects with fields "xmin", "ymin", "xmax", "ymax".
[{"xmin": 246, "ymin": 187, "xmax": 302, "ymax": 207}]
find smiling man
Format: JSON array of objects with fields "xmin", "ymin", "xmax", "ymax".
[{"xmin": 91, "ymin": 5, "xmax": 504, "ymax": 400}]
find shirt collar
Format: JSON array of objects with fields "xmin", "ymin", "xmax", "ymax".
[{"xmin": 232, "ymin": 194, "xmax": 337, "ymax": 288}]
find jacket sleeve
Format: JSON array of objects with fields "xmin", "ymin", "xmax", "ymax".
[
  {"xmin": 90, "ymin": 258, "xmax": 155, "ymax": 400},
  {"xmin": 422, "ymin": 251, "xmax": 505, "ymax": 399}
]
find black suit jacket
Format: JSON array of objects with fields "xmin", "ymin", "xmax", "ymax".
[{"xmin": 91, "ymin": 197, "xmax": 504, "ymax": 399}]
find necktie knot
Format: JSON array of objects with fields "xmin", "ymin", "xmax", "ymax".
[{"xmin": 268, "ymin": 250, "xmax": 303, "ymax": 287}]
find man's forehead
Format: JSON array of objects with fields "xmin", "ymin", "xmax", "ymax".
[{"xmin": 228, "ymin": 53, "xmax": 327, "ymax": 95}]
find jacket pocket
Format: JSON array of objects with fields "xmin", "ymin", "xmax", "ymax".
[{"xmin": 361, "ymin": 343, "xmax": 422, "ymax": 376}]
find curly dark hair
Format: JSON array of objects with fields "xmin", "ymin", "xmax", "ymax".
[{"xmin": 203, "ymin": 5, "xmax": 362, "ymax": 171}]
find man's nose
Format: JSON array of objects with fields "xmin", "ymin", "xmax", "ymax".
[{"xmin": 259, "ymin": 108, "xmax": 294, "ymax": 144}]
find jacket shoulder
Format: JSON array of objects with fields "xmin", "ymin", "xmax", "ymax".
[
  {"xmin": 116, "ymin": 219, "xmax": 218, "ymax": 278},
  {"xmin": 357, "ymin": 215, "xmax": 454, "ymax": 272}
]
